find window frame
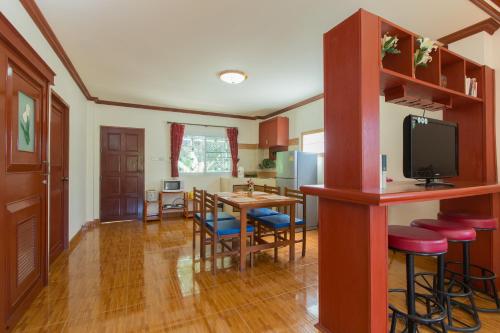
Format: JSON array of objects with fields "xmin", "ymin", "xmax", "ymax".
[
  {"xmin": 178, "ymin": 134, "xmax": 232, "ymax": 175},
  {"xmin": 301, "ymin": 128, "xmax": 325, "ymax": 155}
]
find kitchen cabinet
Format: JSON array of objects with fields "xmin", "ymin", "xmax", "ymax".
[{"xmin": 258, "ymin": 116, "xmax": 289, "ymax": 148}]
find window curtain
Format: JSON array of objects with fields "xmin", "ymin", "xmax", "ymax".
[
  {"xmin": 170, "ymin": 123, "xmax": 185, "ymax": 177},
  {"xmin": 226, "ymin": 127, "xmax": 239, "ymax": 177}
]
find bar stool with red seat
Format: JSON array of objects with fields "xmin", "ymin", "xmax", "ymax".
[
  {"xmin": 411, "ymin": 219, "xmax": 481, "ymax": 332},
  {"xmin": 438, "ymin": 212, "xmax": 500, "ymax": 313},
  {"xmin": 388, "ymin": 225, "xmax": 448, "ymax": 333}
]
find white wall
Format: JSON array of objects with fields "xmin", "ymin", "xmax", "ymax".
[
  {"xmin": 1, "ymin": 1, "xmax": 90, "ymax": 239},
  {"xmin": 88, "ymin": 103, "xmax": 258, "ymax": 219}
]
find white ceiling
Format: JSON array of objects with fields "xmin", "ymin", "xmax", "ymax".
[{"xmin": 36, "ymin": 0, "xmax": 488, "ymax": 116}]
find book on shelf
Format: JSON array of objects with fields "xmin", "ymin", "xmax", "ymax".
[{"xmin": 465, "ymin": 76, "xmax": 478, "ymax": 97}]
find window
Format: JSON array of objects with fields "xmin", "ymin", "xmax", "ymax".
[
  {"xmin": 301, "ymin": 130, "xmax": 324, "ymax": 154},
  {"xmin": 179, "ymin": 135, "xmax": 231, "ymax": 173}
]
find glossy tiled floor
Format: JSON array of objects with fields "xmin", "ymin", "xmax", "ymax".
[
  {"xmin": 13, "ymin": 219, "xmax": 319, "ymax": 332},
  {"xmin": 12, "ymin": 219, "xmax": 500, "ymax": 332}
]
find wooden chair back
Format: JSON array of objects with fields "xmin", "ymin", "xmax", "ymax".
[
  {"xmin": 264, "ymin": 184, "xmax": 280, "ymax": 195},
  {"xmin": 233, "ymin": 184, "xmax": 248, "ymax": 192},
  {"xmin": 284, "ymin": 187, "xmax": 306, "ymax": 223},
  {"xmin": 193, "ymin": 187, "xmax": 204, "ymax": 220},
  {"xmin": 204, "ymin": 192, "xmax": 219, "ymax": 232},
  {"xmin": 254, "ymin": 184, "xmax": 265, "ymax": 192}
]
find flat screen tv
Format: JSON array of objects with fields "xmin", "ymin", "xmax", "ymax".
[{"xmin": 403, "ymin": 115, "xmax": 458, "ymax": 187}]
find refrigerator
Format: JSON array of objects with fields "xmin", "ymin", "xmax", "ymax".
[{"xmin": 276, "ymin": 151, "xmax": 318, "ymax": 229}]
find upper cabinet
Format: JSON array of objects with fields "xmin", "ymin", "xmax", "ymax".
[{"xmin": 259, "ymin": 116, "xmax": 289, "ymax": 148}]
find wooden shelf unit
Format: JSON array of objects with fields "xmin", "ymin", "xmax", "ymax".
[
  {"xmin": 311, "ymin": 9, "xmax": 498, "ymax": 333},
  {"xmin": 143, "ymin": 191, "xmax": 189, "ymax": 222},
  {"xmin": 380, "ymin": 19, "xmax": 484, "ymax": 110}
]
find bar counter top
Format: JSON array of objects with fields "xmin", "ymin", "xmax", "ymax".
[{"xmin": 301, "ymin": 181, "xmax": 500, "ymax": 206}]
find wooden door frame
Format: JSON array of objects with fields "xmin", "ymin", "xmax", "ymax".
[
  {"xmin": 99, "ymin": 125, "xmax": 145, "ymax": 221},
  {"xmin": 49, "ymin": 90, "xmax": 69, "ymax": 263}
]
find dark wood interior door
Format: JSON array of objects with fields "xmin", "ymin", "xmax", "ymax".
[
  {"xmin": 49, "ymin": 92, "xmax": 69, "ymax": 264},
  {"xmin": 100, "ymin": 126, "xmax": 144, "ymax": 222},
  {"xmin": 0, "ymin": 39, "xmax": 51, "ymax": 330}
]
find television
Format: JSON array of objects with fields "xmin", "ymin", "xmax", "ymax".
[{"xmin": 403, "ymin": 115, "xmax": 458, "ymax": 187}]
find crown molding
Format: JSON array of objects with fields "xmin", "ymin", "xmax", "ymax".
[
  {"xmin": 469, "ymin": 0, "xmax": 500, "ymax": 23},
  {"xmin": 438, "ymin": 17, "xmax": 500, "ymax": 46},
  {"xmin": 94, "ymin": 99, "xmax": 257, "ymax": 120},
  {"xmin": 0, "ymin": 12, "xmax": 55, "ymax": 83},
  {"xmin": 257, "ymin": 93, "xmax": 324, "ymax": 120}
]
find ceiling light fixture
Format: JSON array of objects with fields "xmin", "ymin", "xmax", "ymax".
[{"xmin": 219, "ymin": 70, "xmax": 247, "ymax": 84}]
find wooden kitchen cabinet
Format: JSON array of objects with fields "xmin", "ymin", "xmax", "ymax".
[{"xmin": 258, "ymin": 116, "xmax": 289, "ymax": 148}]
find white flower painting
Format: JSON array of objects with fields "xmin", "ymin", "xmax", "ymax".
[{"xmin": 18, "ymin": 92, "xmax": 35, "ymax": 152}]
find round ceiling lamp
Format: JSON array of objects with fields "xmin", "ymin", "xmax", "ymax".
[{"xmin": 219, "ymin": 70, "xmax": 247, "ymax": 84}]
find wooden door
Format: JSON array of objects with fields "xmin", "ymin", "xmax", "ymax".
[
  {"xmin": 100, "ymin": 126, "xmax": 144, "ymax": 222},
  {"xmin": 0, "ymin": 15, "xmax": 54, "ymax": 330},
  {"xmin": 49, "ymin": 92, "xmax": 69, "ymax": 263}
]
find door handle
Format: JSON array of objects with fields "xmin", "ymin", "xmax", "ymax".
[{"xmin": 62, "ymin": 177, "xmax": 69, "ymax": 181}]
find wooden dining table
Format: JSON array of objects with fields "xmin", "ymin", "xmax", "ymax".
[{"xmin": 216, "ymin": 191, "xmax": 298, "ymax": 272}]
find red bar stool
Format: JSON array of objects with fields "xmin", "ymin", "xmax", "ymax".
[
  {"xmin": 438, "ymin": 212, "xmax": 500, "ymax": 313},
  {"xmin": 388, "ymin": 225, "xmax": 448, "ymax": 333},
  {"xmin": 411, "ymin": 219, "xmax": 481, "ymax": 332}
]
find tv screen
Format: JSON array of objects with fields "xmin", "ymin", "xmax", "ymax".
[{"xmin": 403, "ymin": 115, "xmax": 458, "ymax": 180}]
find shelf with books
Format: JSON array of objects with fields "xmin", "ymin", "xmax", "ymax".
[{"xmin": 465, "ymin": 61, "xmax": 483, "ymax": 98}]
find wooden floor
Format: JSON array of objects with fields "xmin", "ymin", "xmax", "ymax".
[{"xmin": 12, "ymin": 218, "xmax": 500, "ymax": 332}]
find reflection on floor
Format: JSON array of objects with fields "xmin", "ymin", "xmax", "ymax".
[
  {"xmin": 13, "ymin": 219, "xmax": 319, "ymax": 332},
  {"xmin": 12, "ymin": 219, "xmax": 500, "ymax": 332}
]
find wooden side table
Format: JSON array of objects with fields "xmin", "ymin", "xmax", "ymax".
[{"xmin": 143, "ymin": 191, "xmax": 188, "ymax": 222}]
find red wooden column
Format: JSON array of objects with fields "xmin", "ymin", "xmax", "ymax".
[{"xmin": 317, "ymin": 10, "xmax": 388, "ymax": 333}]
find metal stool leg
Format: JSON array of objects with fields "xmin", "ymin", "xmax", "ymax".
[{"xmin": 406, "ymin": 254, "xmax": 417, "ymax": 333}]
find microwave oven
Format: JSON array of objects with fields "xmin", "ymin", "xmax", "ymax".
[{"xmin": 162, "ymin": 179, "xmax": 184, "ymax": 192}]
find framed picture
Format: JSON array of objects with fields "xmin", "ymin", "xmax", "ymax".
[{"xmin": 18, "ymin": 91, "xmax": 35, "ymax": 152}]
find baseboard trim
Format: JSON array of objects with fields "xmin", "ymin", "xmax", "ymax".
[{"xmin": 69, "ymin": 219, "xmax": 99, "ymax": 251}]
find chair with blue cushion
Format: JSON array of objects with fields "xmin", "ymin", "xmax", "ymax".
[
  {"xmin": 256, "ymin": 187, "xmax": 307, "ymax": 262},
  {"xmin": 192, "ymin": 187, "xmax": 205, "ymax": 253},
  {"xmin": 204, "ymin": 192, "xmax": 254, "ymax": 273},
  {"xmin": 248, "ymin": 184, "xmax": 282, "ymax": 223}
]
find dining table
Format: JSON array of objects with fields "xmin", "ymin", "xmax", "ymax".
[{"xmin": 215, "ymin": 191, "xmax": 298, "ymax": 271}]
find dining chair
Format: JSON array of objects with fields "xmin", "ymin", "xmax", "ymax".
[
  {"xmin": 231, "ymin": 184, "xmax": 249, "ymax": 213},
  {"xmin": 248, "ymin": 185, "xmax": 281, "ymax": 226},
  {"xmin": 203, "ymin": 192, "xmax": 255, "ymax": 273},
  {"xmin": 254, "ymin": 184, "xmax": 265, "ymax": 192},
  {"xmin": 232, "ymin": 184, "xmax": 249, "ymax": 192},
  {"xmin": 192, "ymin": 187, "xmax": 204, "ymax": 252},
  {"xmin": 192, "ymin": 187, "xmax": 235, "ymax": 256},
  {"xmin": 256, "ymin": 187, "xmax": 307, "ymax": 261}
]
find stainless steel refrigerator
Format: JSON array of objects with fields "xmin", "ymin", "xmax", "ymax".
[{"xmin": 276, "ymin": 151, "xmax": 318, "ymax": 229}]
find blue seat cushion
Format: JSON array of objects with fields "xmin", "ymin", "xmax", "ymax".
[
  {"xmin": 247, "ymin": 208, "xmax": 280, "ymax": 219},
  {"xmin": 205, "ymin": 219, "xmax": 254, "ymax": 237},
  {"xmin": 194, "ymin": 212, "xmax": 235, "ymax": 221},
  {"xmin": 257, "ymin": 213, "xmax": 305, "ymax": 229}
]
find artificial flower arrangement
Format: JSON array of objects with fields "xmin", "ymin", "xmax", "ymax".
[
  {"xmin": 247, "ymin": 178, "xmax": 255, "ymax": 196},
  {"xmin": 414, "ymin": 37, "xmax": 438, "ymax": 68},
  {"xmin": 381, "ymin": 33, "xmax": 401, "ymax": 60}
]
